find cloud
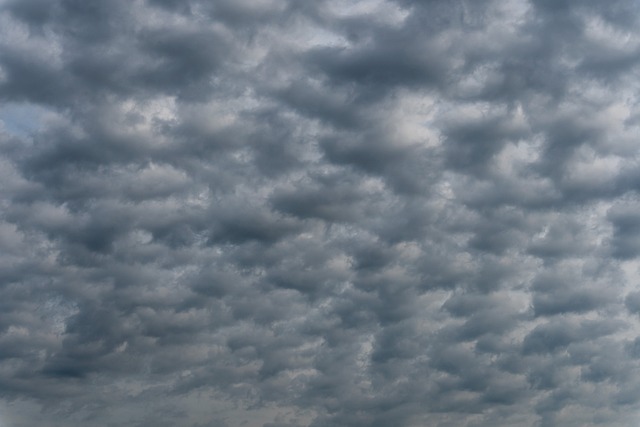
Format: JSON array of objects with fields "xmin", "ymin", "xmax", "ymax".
[{"xmin": 1, "ymin": 0, "xmax": 640, "ymax": 426}]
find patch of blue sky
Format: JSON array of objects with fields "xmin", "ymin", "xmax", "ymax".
[{"xmin": 0, "ymin": 103, "xmax": 48, "ymax": 137}]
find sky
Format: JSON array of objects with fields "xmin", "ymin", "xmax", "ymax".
[{"xmin": 1, "ymin": 0, "xmax": 640, "ymax": 426}]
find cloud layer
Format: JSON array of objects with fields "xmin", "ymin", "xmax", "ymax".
[{"xmin": 2, "ymin": 0, "xmax": 640, "ymax": 426}]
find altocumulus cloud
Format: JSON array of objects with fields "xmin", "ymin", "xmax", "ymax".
[{"xmin": 1, "ymin": 0, "xmax": 640, "ymax": 426}]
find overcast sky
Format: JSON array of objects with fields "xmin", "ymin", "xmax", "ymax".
[{"xmin": 1, "ymin": 0, "xmax": 640, "ymax": 426}]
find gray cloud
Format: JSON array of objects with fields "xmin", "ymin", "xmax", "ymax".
[{"xmin": 2, "ymin": 0, "xmax": 640, "ymax": 426}]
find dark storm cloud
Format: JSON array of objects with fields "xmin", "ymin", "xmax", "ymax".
[{"xmin": 2, "ymin": 0, "xmax": 640, "ymax": 426}]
